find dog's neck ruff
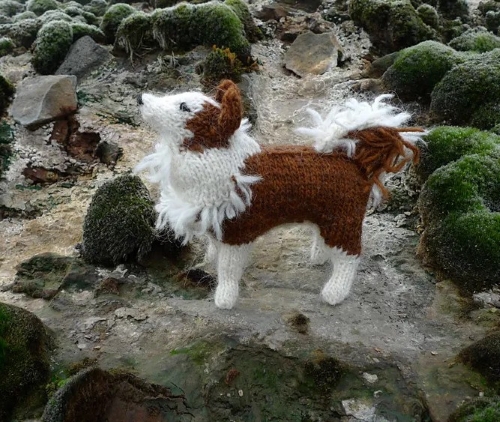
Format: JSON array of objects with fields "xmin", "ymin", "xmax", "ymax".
[{"xmin": 136, "ymin": 119, "xmax": 261, "ymax": 243}]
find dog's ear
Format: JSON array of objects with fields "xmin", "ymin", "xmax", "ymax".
[
  {"xmin": 215, "ymin": 79, "xmax": 238, "ymax": 103},
  {"xmin": 217, "ymin": 81, "xmax": 243, "ymax": 140}
]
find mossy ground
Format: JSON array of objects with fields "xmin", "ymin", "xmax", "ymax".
[
  {"xmin": 450, "ymin": 397, "xmax": 500, "ymax": 422},
  {"xmin": 82, "ymin": 174, "xmax": 156, "ymax": 267}
]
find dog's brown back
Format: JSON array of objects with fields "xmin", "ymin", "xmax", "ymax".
[{"xmin": 220, "ymin": 145, "xmax": 371, "ymax": 255}]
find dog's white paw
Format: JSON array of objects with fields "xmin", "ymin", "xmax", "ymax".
[
  {"xmin": 321, "ymin": 285, "xmax": 349, "ymax": 306},
  {"xmin": 214, "ymin": 286, "xmax": 239, "ymax": 309}
]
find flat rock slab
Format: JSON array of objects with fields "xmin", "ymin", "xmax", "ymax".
[
  {"xmin": 284, "ymin": 31, "xmax": 343, "ymax": 77},
  {"xmin": 10, "ymin": 75, "xmax": 77, "ymax": 128},
  {"xmin": 56, "ymin": 36, "xmax": 112, "ymax": 81}
]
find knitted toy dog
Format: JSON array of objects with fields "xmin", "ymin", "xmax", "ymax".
[{"xmin": 136, "ymin": 80, "xmax": 424, "ymax": 309}]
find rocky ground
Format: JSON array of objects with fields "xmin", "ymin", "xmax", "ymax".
[{"xmin": 1, "ymin": 0, "xmax": 499, "ymax": 420}]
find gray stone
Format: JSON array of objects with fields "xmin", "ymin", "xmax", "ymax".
[
  {"xmin": 56, "ymin": 36, "xmax": 111, "ymax": 81},
  {"xmin": 10, "ymin": 75, "xmax": 77, "ymax": 128},
  {"xmin": 284, "ymin": 31, "xmax": 343, "ymax": 77}
]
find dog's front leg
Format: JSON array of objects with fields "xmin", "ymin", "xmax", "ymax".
[
  {"xmin": 321, "ymin": 247, "xmax": 360, "ymax": 305},
  {"xmin": 214, "ymin": 242, "xmax": 252, "ymax": 309}
]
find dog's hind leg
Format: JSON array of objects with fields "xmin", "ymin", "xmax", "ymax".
[
  {"xmin": 310, "ymin": 225, "xmax": 329, "ymax": 265},
  {"xmin": 321, "ymin": 247, "xmax": 360, "ymax": 306},
  {"xmin": 214, "ymin": 242, "xmax": 252, "ymax": 309}
]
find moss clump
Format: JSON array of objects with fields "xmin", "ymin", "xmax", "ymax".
[
  {"xmin": 39, "ymin": 9, "xmax": 73, "ymax": 24},
  {"xmin": 83, "ymin": 0, "xmax": 107, "ymax": 17},
  {"xmin": 201, "ymin": 46, "xmax": 243, "ymax": 88},
  {"xmin": 0, "ymin": 122, "xmax": 14, "ymax": 179},
  {"xmin": 438, "ymin": 0, "xmax": 469, "ymax": 20},
  {"xmin": 70, "ymin": 21, "xmax": 104, "ymax": 42},
  {"xmin": 382, "ymin": 40, "xmax": 460, "ymax": 101},
  {"xmin": 430, "ymin": 49, "xmax": 500, "ymax": 129},
  {"xmin": 32, "ymin": 20, "xmax": 73, "ymax": 74},
  {"xmin": 225, "ymin": 0, "xmax": 263, "ymax": 43},
  {"xmin": 0, "ymin": 0, "xmax": 25, "ymax": 17},
  {"xmin": 100, "ymin": 3, "xmax": 135, "ymax": 44},
  {"xmin": 12, "ymin": 10, "xmax": 37, "ymax": 21},
  {"xmin": 0, "ymin": 74, "xmax": 14, "ymax": 116},
  {"xmin": 418, "ymin": 153, "xmax": 500, "ymax": 291},
  {"xmin": 82, "ymin": 174, "xmax": 156, "ymax": 266},
  {"xmin": 0, "ymin": 302, "xmax": 51, "ymax": 421},
  {"xmin": 458, "ymin": 332, "xmax": 500, "ymax": 384},
  {"xmin": 26, "ymin": 0, "xmax": 59, "ymax": 16},
  {"xmin": 416, "ymin": 3, "xmax": 439, "ymax": 28},
  {"xmin": 150, "ymin": 1, "xmax": 251, "ymax": 59},
  {"xmin": 348, "ymin": 0, "xmax": 436, "ymax": 54},
  {"xmin": 448, "ymin": 28, "xmax": 500, "ymax": 52},
  {"xmin": 115, "ymin": 11, "xmax": 155, "ymax": 60},
  {"xmin": 416, "ymin": 126, "xmax": 500, "ymax": 180},
  {"xmin": 6, "ymin": 17, "xmax": 42, "ymax": 48},
  {"xmin": 449, "ymin": 397, "xmax": 500, "ymax": 422},
  {"xmin": 0, "ymin": 36, "xmax": 15, "ymax": 56}
]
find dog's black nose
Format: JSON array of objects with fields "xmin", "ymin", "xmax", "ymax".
[{"xmin": 137, "ymin": 94, "xmax": 143, "ymax": 106}]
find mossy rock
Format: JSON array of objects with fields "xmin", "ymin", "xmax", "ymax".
[
  {"xmin": 32, "ymin": 20, "xmax": 73, "ymax": 74},
  {"xmin": 458, "ymin": 332, "xmax": 500, "ymax": 385},
  {"xmin": 418, "ymin": 153, "xmax": 500, "ymax": 291},
  {"xmin": 201, "ymin": 46, "xmax": 242, "ymax": 88},
  {"xmin": 12, "ymin": 10, "xmax": 37, "ymax": 20},
  {"xmin": 0, "ymin": 302, "xmax": 51, "ymax": 421},
  {"xmin": 0, "ymin": 121, "xmax": 14, "ymax": 178},
  {"xmin": 382, "ymin": 40, "xmax": 460, "ymax": 101},
  {"xmin": 437, "ymin": 0, "xmax": 469, "ymax": 20},
  {"xmin": 449, "ymin": 396, "xmax": 500, "ymax": 422},
  {"xmin": 26, "ymin": 0, "xmax": 59, "ymax": 16},
  {"xmin": 39, "ymin": 9, "xmax": 73, "ymax": 24},
  {"xmin": 82, "ymin": 174, "xmax": 156, "ymax": 267},
  {"xmin": 82, "ymin": 0, "xmax": 107, "ymax": 17},
  {"xmin": 70, "ymin": 21, "xmax": 104, "ymax": 42},
  {"xmin": 416, "ymin": 3, "xmax": 439, "ymax": 28},
  {"xmin": 0, "ymin": 36, "xmax": 15, "ymax": 56},
  {"xmin": 100, "ymin": 2, "xmax": 135, "ymax": 44},
  {"xmin": 0, "ymin": 73, "xmax": 14, "ymax": 116},
  {"xmin": 116, "ymin": 0, "xmax": 251, "ymax": 60},
  {"xmin": 449, "ymin": 28, "xmax": 500, "ymax": 52},
  {"xmin": 0, "ymin": 0, "xmax": 25, "ymax": 17},
  {"xmin": 416, "ymin": 126, "xmax": 500, "ymax": 181},
  {"xmin": 5, "ymin": 17, "xmax": 42, "ymax": 48},
  {"xmin": 485, "ymin": 10, "xmax": 500, "ymax": 33},
  {"xmin": 225, "ymin": 0, "xmax": 263, "ymax": 43},
  {"xmin": 348, "ymin": 0, "xmax": 437, "ymax": 54},
  {"xmin": 430, "ymin": 49, "xmax": 500, "ymax": 129}
]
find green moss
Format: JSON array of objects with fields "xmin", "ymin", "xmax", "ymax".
[
  {"xmin": 418, "ymin": 154, "xmax": 500, "ymax": 290},
  {"xmin": 449, "ymin": 28, "xmax": 500, "ymax": 52},
  {"xmin": 449, "ymin": 397, "xmax": 500, "ymax": 422},
  {"xmin": 83, "ymin": 0, "xmax": 107, "ymax": 17},
  {"xmin": 382, "ymin": 40, "xmax": 460, "ymax": 101},
  {"xmin": 6, "ymin": 17, "xmax": 41, "ymax": 48},
  {"xmin": 201, "ymin": 47, "xmax": 243, "ymax": 88},
  {"xmin": 150, "ymin": 1, "xmax": 250, "ymax": 58},
  {"xmin": 430, "ymin": 49, "xmax": 500, "ymax": 129},
  {"xmin": 12, "ymin": 10, "xmax": 37, "ymax": 21},
  {"xmin": 0, "ymin": 302, "xmax": 51, "ymax": 421},
  {"xmin": 416, "ymin": 126, "xmax": 500, "ymax": 180},
  {"xmin": 70, "ymin": 21, "xmax": 104, "ymax": 42},
  {"xmin": 0, "ymin": 0, "xmax": 25, "ymax": 17},
  {"xmin": 459, "ymin": 332, "xmax": 500, "ymax": 384},
  {"xmin": 100, "ymin": 3, "xmax": 135, "ymax": 44},
  {"xmin": 0, "ymin": 74, "xmax": 14, "ymax": 116},
  {"xmin": 115, "ymin": 11, "xmax": 155, "ymax": 60},
  {"xmin": 32, "ymin": 20, "xmax": 73, "ymax": 74},
  {"xmin": 26, "ymin": 0, "xmax": 59, "ymax": 16},
  {"xmin": 170, "ymin": 341, "xmax": 215, "ymax": 366},
  {"xmin": 224, "ymin": 0, "xmax": 262, "ymax": 43},
  {"xmin": 82, "ymin": 174, "xmax": 156, "ymax": 266},
  {"xmin": 438, "ymin": 0, "xmax": 469, "ymax": 20},
  {"xmin": 0, "ymin": 36, "xmax": 14, "ymax": 56},
  {"xmin": 416, "ymin": 3, "xmax": 439, "ymax": 28},
  {"xmin": 485, "ymin": 10, "xmax": 500, "ymax": 33},
  {"xmin": 0, "ymin": 121, "xmax": 14, "ymax": 179},
  {"xmin": 39, "ymin": 9, "xmax": 73, "ymax": 24},
  {"xmin": 349, "ymin": 0, "xmax": 436, "ymax": 54}
]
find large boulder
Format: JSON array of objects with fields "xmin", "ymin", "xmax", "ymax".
[
  {"xmin": 0, "ymin": 302, "xmax": 51, "ymax": 421},
  {"xmin": 10, "ymin": 75, "xmax": 78, "ymax": 128},
  {"xmin": 458, "ymin": 332, "xmax": 500, "ymax": 384}
]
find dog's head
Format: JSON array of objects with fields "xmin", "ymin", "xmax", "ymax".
[{"xmin": 138, "ymin": 80, "xmax": 243, "ymax": 152}]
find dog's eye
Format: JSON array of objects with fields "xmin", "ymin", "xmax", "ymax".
[{"xmin": 179, "ymin": 102, "xmax": 191, "ymax": 112}]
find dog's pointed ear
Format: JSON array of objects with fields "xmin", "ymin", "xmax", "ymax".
[
  {"xmin": 215, "ymin": 79, "xmax": 238, "ymax": 103},
  {"xmin": 217, "ymin": 81, "xmax": 243, "ymax": 140}
]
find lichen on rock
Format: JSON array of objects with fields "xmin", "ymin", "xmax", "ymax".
[
  {"xmin": 32, "ymin": 20, "xmax": 74, "ymax": 75},
  {"xmin": 82, "ymin": 174, "xmax": 157, "ymax": 266}
]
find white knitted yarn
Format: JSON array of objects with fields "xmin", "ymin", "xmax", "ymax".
[
  {"xmin": 214, "ymin": 241, "xmax": 252, "ymax": 309},
  {"xmin": 135, "ymin": 91, "xmax": 261, "ymax": 243},
  {"xmin": 321, "ymin": 247, "xmax": 360, "ymax": 305},
  {"xmin": 310, "ymin": 224, "xmax": 330, "ymax": 265}
]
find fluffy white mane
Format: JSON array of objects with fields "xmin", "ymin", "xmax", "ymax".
[
  {"xmin": 135, "ymin": 119, "xmax": 261, "ymax": 243},
  {"xmin": 296, "ymin": 94, "xmax": 420, "ymax": 155}
]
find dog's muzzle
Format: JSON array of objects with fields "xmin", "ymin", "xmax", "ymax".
[{"xmin": 137, "ymin": 94, "xmax": 143, "ymax": 106}]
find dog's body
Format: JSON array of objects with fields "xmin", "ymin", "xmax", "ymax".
[{"xmin": 136, "ymin": 80, "xmax": 423, "ymax": 309}]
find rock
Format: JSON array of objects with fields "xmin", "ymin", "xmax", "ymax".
[
  {"xmin": 10, "ymin": 75, "xmax": 78, "ymax": 128},
  {"xmin": 458, "ymin": 332, "xmax": 500, "ymax": 383},
  {"xmin": 41, "ymin": 367, "xmax": 191, "ymax": 422},
  {"xmin": 254, "ymin": 4, "xmax": 289, "ymax": 21},
  {"xmin": 0, "ymin": 302, "xmax": 51, "ymax": 421},
  {"xmin": 94, "ymin": 140, "xmax": 123, "ymax": 167},
  {"xmin": 349, "ymin": 0, "xmax": 437, "ymax": 54},
  {"xmin": 284, "ymin": 31, "xmax": 343, "ymax": 77},
  {"xmin": 81, "ymin": 174, "xmax": 157, "ymax": 267},
  {"xmin": 342, "ymin": 398, "xmax": 376, "ymax": 420}
]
